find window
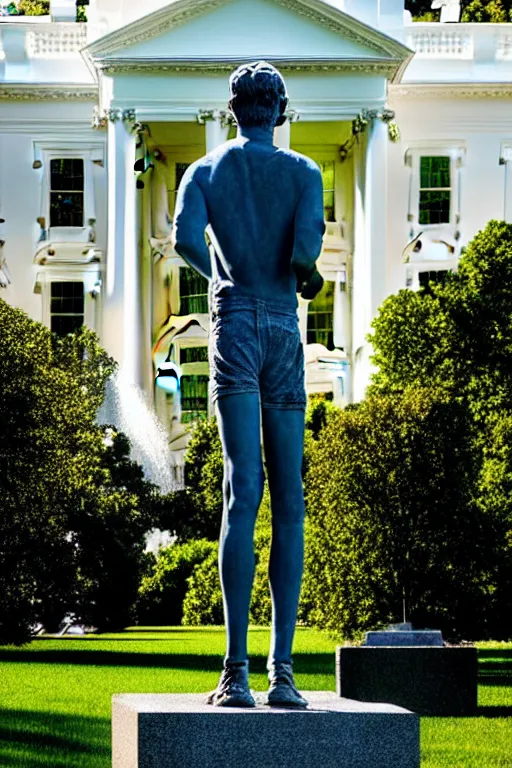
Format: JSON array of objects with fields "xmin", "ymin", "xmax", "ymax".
[
  {"xmin": 50, "ymin": 159, "xmax": 85, "ymax": 228},
  {"xmin": 173, "ymin": 162, "xmax": 191, "ymax": 210},
  {"xmin": 180, "ymin": 375, "xmax": 209, "ymax": 424},
  {"xmin": 179, "ymin": 267, "xmax": 209, "ymax": 315},
  {"xmin": 319, "ymin": 161, "xmax": 335, "ymax": 223},
  {"xmin": 307, "ymin": 280, "xmax": 334, "ymax": 350},
  {"xmin": 419, "ymin": 156, "xmax": 451, "ymax": 226},
  {"xmin": 180, "ymin": 346, "xmax": 209, "ymax": 364},
  {"xmin": 418, "ymin": 270, "xmax": 449, "ymax": 295},
  {"xmin": 50, "ymin": 281, "xmax": 84, "ymax": 336}
]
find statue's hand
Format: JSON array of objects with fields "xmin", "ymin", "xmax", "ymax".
[{"xmin": 298, "ymin": 268, "xmax": 324, "ymax": 300}]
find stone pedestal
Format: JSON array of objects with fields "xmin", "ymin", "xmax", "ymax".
[
  {"xmin": 112, "ymin": 691, "xmax": 420, "ymax": 768},
  {"xmin": 336, "ymin": 646, "xmax": 478, "ymax": 716}
]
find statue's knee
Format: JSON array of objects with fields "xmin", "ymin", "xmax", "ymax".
[{"xmin": 226, "ymin": 468, "xmax": 264, "ymax": 523}]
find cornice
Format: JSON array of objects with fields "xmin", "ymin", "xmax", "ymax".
[
  {"xmin": 83, "ymin": 0, "xmax": 412, "ymax": 76},
  {"xmin": 0, "ymin": 84, "xmax": 98, "ymax": 101},
  {"xmin": 95, "ymin": 56, "xmax": 399, "ymax": 77},
  {"xmin": 390, "ymin": 82, "xmax": 512, "ymax": 100}
]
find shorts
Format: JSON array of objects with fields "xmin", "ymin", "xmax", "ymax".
[{"xmin": 209, "ymin": 295, "xmax": 307, "ymax": 410}]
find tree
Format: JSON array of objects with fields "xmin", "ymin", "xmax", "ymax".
[
  {"xmin": 0, "ymin": 300, "xmax": 164, "ymax": 642},
  {"xmin": 405, "ymin": 0, "xmax": 512, "ymax": 21},
  {"xmin": 302, "ymin": 388, "xmax": 488, "ymax": 640}
]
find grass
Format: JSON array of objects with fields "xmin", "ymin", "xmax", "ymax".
[{"xmin": 0, "ymin": 627, "xmax": 510, "ymax": 767}]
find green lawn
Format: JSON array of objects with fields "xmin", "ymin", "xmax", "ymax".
[{"xmin": 0, "ymin": 627, "xmax": 510, "ymax": 767}]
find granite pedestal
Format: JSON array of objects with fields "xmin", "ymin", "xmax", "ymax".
[
  {"xmin": 336, "ymin": 646, "xmax": 478, "ymax": 716},
  {"xmin": 112, "ymin": 691, "xmax": 420, "ymax": 768}
]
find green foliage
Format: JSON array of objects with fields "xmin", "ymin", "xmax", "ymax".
[
  {"xmin": 168, "ymin": 417, "xmax": 223, "ymax": 542},
  {"xmin": 15, "ymin": 0, "xmax": 50, "ymax": 15},
  {"xmin": 302, "ymin": 388, "xmax": 487, "ymax": 640},
  {"xmin": 0, "ymin": 300, "xmax": 163, "ymax": 642},
  {"xmin": 461, "ymin": 0, "xmax": 509, "ymax": 21},
  {"xmin": 364, "ymin": 220, "xmax": 512, "ymax": 639},
  {"xmin": 137, "ymin": 539, "xmax": 217, "ymax": 625},
  {"xmin": 182, "ymin": 548, "xmax": 224, "ymax": 625},
  {"xmin": 406, "ymin": 0, "xmax": 512, "ymax": 21}
]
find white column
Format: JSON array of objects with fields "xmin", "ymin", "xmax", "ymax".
[
  {"xmin": 104, "ymin": 114, "xmax": 141, "ymax": 385},
  {"xmin": 205, "ymin": 114, "xmax": 229, "ymax": 153},
  {"xmin": 502, "ymin": 148, "xmax": 512, "ymax": 223},
  {"xmin": 351, "ymin": 117, "xmax": 388, "ymax": 401},
  {"xmin": 366, "ymin": 117, "xmax": 389, "ymax": 321}
]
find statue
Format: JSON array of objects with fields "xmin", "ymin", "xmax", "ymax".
[{"xmin": 173, "ymin": 61, "xmax": 325, "ymax": 708}]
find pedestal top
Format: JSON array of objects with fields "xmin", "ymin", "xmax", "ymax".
[{"xmin": 113, "ymin": 691, "xmax": 413, "ymax": 715}]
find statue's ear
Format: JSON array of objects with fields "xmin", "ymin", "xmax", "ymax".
[
  {"xmin": 227, "ymin": 98, "xmax": 237, "ymax": 122},
  {"xmin": 274, "ymin": 96, "xmax": 289, "ymax": 127}
]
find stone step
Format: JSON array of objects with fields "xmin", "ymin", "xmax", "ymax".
[{"xmin": 112, "ymin": 691, "xmax": 420, "ymax": 768}]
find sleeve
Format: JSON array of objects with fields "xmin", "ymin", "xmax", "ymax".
[
  {"xmin": 291, "ymin": 164, "xmax": 326, "ymax": 285},
  {"xmin": 172, "ymin": 165, "xmax": 211, "ymax": 280}
]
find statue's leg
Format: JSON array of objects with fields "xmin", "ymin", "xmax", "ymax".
[
  {"xmin": 216, "ymin": 392, "xmax": 264, "ymax": 664},
  {"xmin": 261, "ymin": 407, "xmax": 306, "ymax": 666}
]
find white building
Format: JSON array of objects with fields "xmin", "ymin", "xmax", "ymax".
[{"xmin": 1, "ymin": 0, "xmax": 512, "ymax": 467}]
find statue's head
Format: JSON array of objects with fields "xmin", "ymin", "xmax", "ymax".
[{"xmin": 228, "ymin": 61, "xmax": 289, "ymax": 130}]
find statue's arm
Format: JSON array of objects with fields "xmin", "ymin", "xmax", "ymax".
[
  {"xmin": 173, "ymin": 166, "xmax": 212, "ymax": 279},
  {"xmin": 291, "ymin": 164, "xmax": 326, "ymax": 299}
]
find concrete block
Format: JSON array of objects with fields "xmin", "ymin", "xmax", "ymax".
[
  {"xmin": 336, "ymin": 646, "xmax": 478, "ymax": 716},
  {"xmin": 112, "ymin": 691, "xmax": 420, "ymax": 768},
  {"xmin": 365, "ymin": 630, "xmax": 443, "ymax": 646}
]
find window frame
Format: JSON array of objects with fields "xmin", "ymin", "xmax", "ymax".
[
  {"xmin": 49, "ymin": 279, "xmax": 85, "ymax": 336},
  {"xmin": 33, "ymin": 141, "xmax": 105, "ymax": 244},
  {"xmin": 405, "ymin": 144, "xmax": 465, "ymax": 235}
]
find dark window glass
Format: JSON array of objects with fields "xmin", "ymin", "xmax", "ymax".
[
  {"xmin": 50, "ymin": 158, "xmax": 85, "ymax": 227},
  {"xmin": 179, "ymin": 266, "xmax": 209, "ymax": 315},
  {"xmin": 419, "ymin": 156, "xmax": 451, "ymax": 225},
  {"xmin": 181, "ymin": 374, "xmax": 209, "ymax": 424},
  {"xmin": 418, "ymin": 270, "xmax": 449, "ymax": 296},
  {"xmin": 50, "ymin": 281, "xmax": 84, "ymax": 336},
  {"xmin": 181, "ymin": 347, "xmax": 209, "ymax": 364},
  {"xmin": 307, "ymin": 280, "xmax": 335, "ymax": 350},
  {"xmin": 175, "ymin": 163, "xmax": 190, "ymax": 190}
]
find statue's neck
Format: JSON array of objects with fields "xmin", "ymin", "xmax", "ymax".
[{"xmin": 238, "ymin": 125, "xmax": 274, "ymax": 145}]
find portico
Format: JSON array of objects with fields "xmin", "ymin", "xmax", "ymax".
[{"xmin": 82, "ymin": 0, "xmax": 411, "ymax": 440}]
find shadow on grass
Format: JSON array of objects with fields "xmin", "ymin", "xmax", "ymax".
[
  {"xmin": 0, "ymin": 709, "xmax": 109, "ymax": 768},
  {"xmin": 0, "ymin": 649, "xmax": 335, "ymax": 675},
  {"xmin": 475, "ymin": 706, "xmax": 512, "ymax": 718}
]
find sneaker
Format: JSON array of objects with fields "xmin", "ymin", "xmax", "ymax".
[
  {"xmin": 266, "ymin": 661, "xmax": 308, "ymax": 708},
  {"xmin": 206, "ymin": 660, "xmax": 256, "ymax": 708}
]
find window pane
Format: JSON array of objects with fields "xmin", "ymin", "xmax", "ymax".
[
  {"xmin": 181, "ymin": 374, "xmax": 209, "ymax": 423},
  {"xmin": 419, "ymin": 190, "xmax": 451, "ymax": 225},
  {"xmin": 50, "ymin": 192, "xmax": 84, "ymax": 227},
  {"xmin": 323, "ymin": 191, "xmax": 335, "ymax": 223},
  {"xmin": 175, "ymin": 163, "xmax": 190, "ymax": 190},
  {"xmin": 179, "ymin": 267, "xmax": 209, "ymax": 315},
  {"xmin": 50, "ymin": 281, "xmax": 84, "ymax": 336},
  {"xmin": 50, "ymin": 159, "xmax": 84, "ymax": 192},
  {"xmin": 418, "ymin": 270, "xmax": 449, "ymax": 295},
  {"xmin": 181, "ymin": 347, "xmax": 209, "ymax": 364},
  {"xmin": 307, "ymin": 280, "xmax": 335, "ymax": 350},
  {"xmin": 420, "ymin": 156, "xmax": 450, "ymax": 189},
  {"xmin": 319, "ymin": 161, "xmax": 335, "ymax": 222}
]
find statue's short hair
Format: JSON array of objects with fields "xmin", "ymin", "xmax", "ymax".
[{"xmin": 229, "ymin": 61, "xmax": 289, "ymax": 130}]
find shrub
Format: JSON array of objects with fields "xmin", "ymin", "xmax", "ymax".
[{"xmin": 137, "ymin": 539, "xmax": 217, "ymax": 625}]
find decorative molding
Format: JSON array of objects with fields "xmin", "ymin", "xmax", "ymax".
[
  {"xmin": 95, "ymin": 56, "xmax": 400, "ymax": 77},
  {"xmin": 0, "ymin": 84, "xmax": 98, "ymax": 102},
  {"xmin": 83, "ymin": 0, "xmax": 412, "ymax": 80},
  {"xmin": 196, "ymin": 108, "xmax": 234, "ymax": 127},
  {"xmin": 390, "ymin": 83, "xmax": 512, "ymax": 100},
  {"xmin": 92, "ymin": 106, "xmax": 137, "ymax": 129}
]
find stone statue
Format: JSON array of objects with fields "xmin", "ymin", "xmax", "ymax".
[{"xmin": 173, "ymin": 61, "xmax": 325, "ymax": 708}]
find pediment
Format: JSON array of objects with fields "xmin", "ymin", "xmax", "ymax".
[{"xmin": 84, "ymin": 0, "xmax": 411, "ymax": 77}]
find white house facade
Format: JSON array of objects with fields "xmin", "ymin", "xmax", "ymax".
[{"xmin": 1, "ymin": 0, "xmax": 512, "ymax": 472}]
